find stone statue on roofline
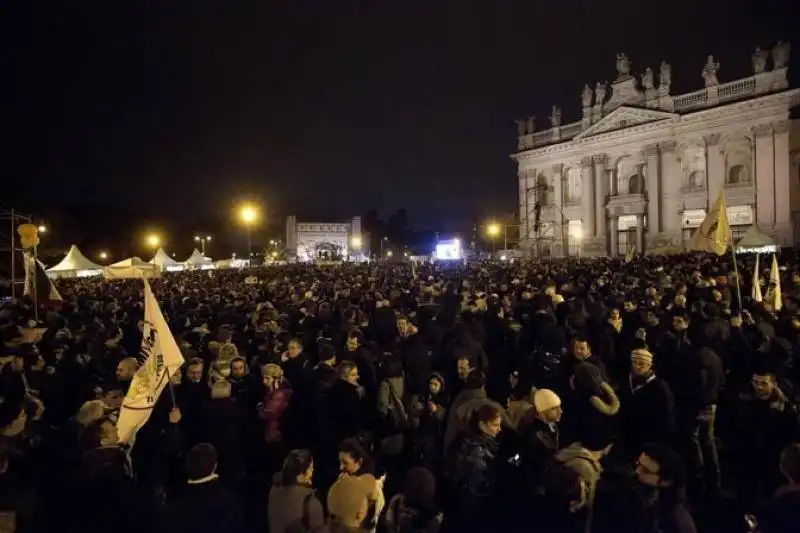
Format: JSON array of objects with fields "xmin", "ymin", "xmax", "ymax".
[
  {"xmin": 772, "ymin": 41, "xmax": 790, "ymax": 69},
  {"xmin": 515, "ymin": 119, "xmax": 526, "ymax": 136},
  {"xmin": 702, "ymin": 55, "xmax": 720, "ymax": 87},
  {"xmin": 549, "ymin": 106, "xmax": 562, "ymax": 127},
  {"xmin": 595, "ymin": 82, "xmax": 607, "ymax": 104},
  {"xmin": 582, "ymin": 84, "xmax": 593, "ymax": 108},
  {"xmin": 751, "ymin": 47, "xmax": 768, "ymax": 74},
  {"xmin": 659, "ymin": 61, "xmax": 672, "ymax": 87},
  {"xmin": 526, "ymin": 115, "xmax": 535, "ymax": 134},
  {"xmin": 616, "ymin": 53, "xmax": 631, "ymax": 77},
  {"xmin": 641, "ymin": 68, "xmax": 655, "ymax": 90}
]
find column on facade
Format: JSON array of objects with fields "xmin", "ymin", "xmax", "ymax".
[
  {"xmin": 593, "ymin": 155, "xmax": 608, "ymax": 244},
  {"xmin": 754, "ymin": 124, "xmax": 776, "ymax": 229},
  {"xmin": 659, "ymin": 141, "xmax": 680, "ymax": 233},
  {"xmin": 774, "ymin": 121, "xmax": 791, "ymax": 242},
  {"xmin": 519, "ymin": 171, "xmax": 531, "ymax": 242},
  {"xmin": 635, "ymin": 214, "xmax": 645, "ymax": 253},
  {"xmin": 609, "ymin": 216, "xmax": 619, "ymax": 257},
  {"xmin": 551, "ymin": 164, "xmax": 564, "ymax": 255},
  {"xmin": 580, "ymin": 156, "xmax": 596, "ymax": 238},
  {"xmin": 705, "ymin": 133, "xmax": 724, "ymax": 209},
  {"xmin": 644, "ymin": 144, "xmax": 661, "ymax": 236}
]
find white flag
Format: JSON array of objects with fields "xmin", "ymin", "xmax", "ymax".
[
  {"xmin": 751, "ymin": 254, "xmax": 762, "ymax": 303},
  {"xmin": 117, "ymin": 279, "xmax": 185, "ymax": 444},
  {"xmin": 767, "ymin": 253, "xmax": 782, "ymax": 312}
]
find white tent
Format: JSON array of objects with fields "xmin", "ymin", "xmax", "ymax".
[
  {"xmin": 183, "ymin": 249, "xmax": 214, "ymax": 269},
  {"xmin": 150, "ymin": 247, "xmax": 183, "ymax": 270},
  {"xmin": 47, "ymin": 245, "xmax": 103, "ymax": 278},
  {"xmin": 104, "ymin": 264, "xmax": 160, "ymax": 280},
  {"xmin": 110, "ymin": 257, "xmax": 150, "ymax": 268},
  {"xmin": 105, "ymin": 257, "xmax": 160, "ymax": 279},
  {"xmin": 735, "ymin": 225, "xmax": 778, "ymax": 254}
]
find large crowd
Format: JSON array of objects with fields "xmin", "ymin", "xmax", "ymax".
[{"xmin": 1, "ymin": 252, "xmax": 800, "ymax": 533}]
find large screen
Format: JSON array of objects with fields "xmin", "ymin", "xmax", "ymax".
[{"xmin": 435, "ymin": 239, "xmax": 462, "ymax": 260}]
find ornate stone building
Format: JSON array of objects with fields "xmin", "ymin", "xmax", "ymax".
[
  {"xmin": 285, "ymin": 216, "xmax": 362, "ymax": 261},
  {"xmin": 512, "ymin": 42, "xmax": 800, "ymax": 257}
]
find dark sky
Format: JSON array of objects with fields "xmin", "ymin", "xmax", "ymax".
[{"xmin": 4, "ymin": 0, "xmax": 795, "ymax": 249}]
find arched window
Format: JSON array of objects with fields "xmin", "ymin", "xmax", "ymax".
[
  {"xmin": 727, "ymin": 164, "xmax": 750, "ymax": 186},
  {"xmin": 688, "ymin": 170, "xmax": 705, "ymax": 190}
]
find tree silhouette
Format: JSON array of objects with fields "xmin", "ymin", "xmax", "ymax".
[
  {"xmin": 387, "ymin": 208, "xmax": 411, "ymax": 246},
  {"xmin": 361, "ymin": 209, "xmax": 384, "ymax": 256}
]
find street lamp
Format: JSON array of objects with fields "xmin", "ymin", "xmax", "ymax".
[
  {"xmin": 380, "ymin": 236, "xmax": 389, "ymax": 258},
  {"xmin": 386, "ymin": 250, "xmax": 393, "ymax": 258},
  {"xmin": 145, "ymin": 234, "xmax": 161, "ymax": 248},
  {"xmin": 238, "ymin": 204, "xmax": 259, "ymax": 266},
  {"xmin": 194, "ymin": 235, "xmax": 212, "ymax": 255},
  {"xmin": 37, "ymin": 225, "xmax": 47, "ymax": 234},
  {"xmin": 99, "ymin": 251, "xmax": 108, "ymax": 261},
  {"xmin": 487, "ymin": 223, "xmax": 501, "ymax": 254}
]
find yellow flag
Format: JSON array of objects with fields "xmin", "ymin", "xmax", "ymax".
[
  {"xmin": 766, "ymin": 253, "xmax": 782, "ymax": 311},
  {"xmin": 624, "ymin": 243, "xmax": 635, "ymax": 263},
  {"xmin": 688, "ymin": 192, "xmax": 730, "ymax": 256},
  {"xmin": 751, "ymin": 254, "xmax": 763, "ymax": 302}
]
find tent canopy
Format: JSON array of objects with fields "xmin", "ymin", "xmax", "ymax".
[
  {"xmin": 183, "ymin": 249, "xmax": 212, "ymax": 265},
  {"xmin": 150, "ymin": 247, "xmax": 180, "ymax": 267},
  {"xmin": 47, "ymin": 245, "xmax": 103, "ymax": 272},
  {"xmin": 110, "ymin": 257, "xmax": 149, "ymax": 268},
  {"xmin": 736, "ymin": 225, "xmax": 776, "ymax": 249}
]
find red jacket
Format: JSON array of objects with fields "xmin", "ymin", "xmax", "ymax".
[{"xmin": 260, "ymin": 385, "xmax": 293, "ymax": 443}]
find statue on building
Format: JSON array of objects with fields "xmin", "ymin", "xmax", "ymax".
[
  {"xmin": 526, "ymin": 115, "xmax": 535, "ymax": 134},
  {"xmin": 595, "ymin": 82, "xmax": 607, "ymax": 105},
  {"xmin": 582, "ymin": 84, "xmax": 593, "ymax": 108},
  {"xmin": 751, "ymin": 47, "xmax": 768, "ymax": 74},
  {"xmin": 549, "ymin": 106, "xmax": 562, "ymax": 127},
  {"xmin": 515, "ymin": 119, "xmax": 526, "ymax": 136},
  {"xmin": 772, "ymin": 41, "xmax": 791, "ymax": 69},
  {"xmin": 659, "ymin": 61, "xmax": 672, "ymax": 87},
  {"xmin": 702, "ymin": 55, "xmax": 720, "ymax": 87},
  {"xmin": 616, "ymin": 53, "xmax": 631, "ymax": 77},
  {"xmin": 641, "ymin": 67, "xmax": 655, "ymax": 90}
]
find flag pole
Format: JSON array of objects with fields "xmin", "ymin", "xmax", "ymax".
[{"xmin": 728, "ymin": 225, "xmax": 743, "ymax": 310}]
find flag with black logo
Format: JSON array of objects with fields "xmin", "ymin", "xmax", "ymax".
[
  {"xmin": 23, "ymin": 250, "xmax": 62, "ymax": 307},
  {"xmin": 688, "ymin": 191, "xmax": 730, "ymax": 256}
]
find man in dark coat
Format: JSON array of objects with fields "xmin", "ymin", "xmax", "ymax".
[{"xmin": 156, "ymin": 443, "xmax": 244, "ymax": 533}]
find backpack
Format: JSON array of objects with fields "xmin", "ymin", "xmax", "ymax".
[{"xmin": 381, "ymin": 380, "xmax": 411, "ymax": 432}]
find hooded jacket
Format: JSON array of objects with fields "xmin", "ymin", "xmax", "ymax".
[{"xmin": 553, "ymin": 443, "xmax": 603, "ymax": 509}]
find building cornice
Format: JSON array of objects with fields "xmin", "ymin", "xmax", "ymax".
[{"xmin": 511, "ymin": 88, "xmax": 800, "ymax": 166}]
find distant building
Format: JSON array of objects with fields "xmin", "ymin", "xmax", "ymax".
[
  {"xmin": 286, "ymin": 216, "xmax": 362, "ymax": 261},
  {"xmin": 512, "ymin": 43, "xmax": 800, "ymax": 257}
]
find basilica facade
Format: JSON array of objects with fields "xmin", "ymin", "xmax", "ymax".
[{"xmin": 512, "ymin": 42, "xmax": 800, "ymax": 257}]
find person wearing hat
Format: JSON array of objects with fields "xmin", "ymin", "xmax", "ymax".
[
  {"xmin": 518, "ymin": 389, "xmax": 563, "ymax": 496},
  {"xmin": 327, "ymin": 474, "xmax": 379, "ymax": 533},
  {"xmin": 619, "ymin": 346, "xmax": 676, "ymax": 456}
]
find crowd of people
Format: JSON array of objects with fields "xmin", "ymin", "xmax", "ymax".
[{"xmin": 1, "ymin": 251, "xmax": 800, "ymax": 533}]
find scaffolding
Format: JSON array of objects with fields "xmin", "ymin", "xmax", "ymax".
[
  {"xmin": 0, "ymin": 202, "xmax": 33, "ymax": 300},
  {"xmin": 522, "ymin": 182, "xmax": 570, "ymax": 258}
]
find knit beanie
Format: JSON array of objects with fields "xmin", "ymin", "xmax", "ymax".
[{"xmin": 533, "ymin": 388, "xmax": 561, "ymax": 413}]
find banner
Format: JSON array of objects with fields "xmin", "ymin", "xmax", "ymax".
[{"xmin": 116, "ymin": 279, "xmax": 185, "ymax": 444}]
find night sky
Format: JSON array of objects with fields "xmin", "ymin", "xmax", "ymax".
[{"xmin": 4, "ymin": 0, "xmax": 795, "ymax": 254}]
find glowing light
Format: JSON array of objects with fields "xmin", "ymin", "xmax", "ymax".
[
  {"xmin": 146, "ymin": 234, "xmax": 161, "ymax": 247},
  {"xmin": 239, "ymin": 204, "xmax": 258, "ymax": 224},
  {"xmin": 37, "ymin": 225, "xmax": 47, "ymax": 233},
  {"xmin": 487, "ymin": 223, "xmax": 500, "ymax": 237},
  {"xmin": 573, "ymin": 228, "xmax": 584, "ymax": 241},
  {"xmin": 99, "ymin": 252, "xmax": 108, "ymax": 260},
  {"xmin": 351, "ymin": 236, "xmax": 363, "ymax": 249},
  {"xmin": 386, "ymin": 250, "xmax": 393, "ymax": 258},
  {"xmin": 501, "ymin": 255, "xmax": 507, "ymax": 261}
]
